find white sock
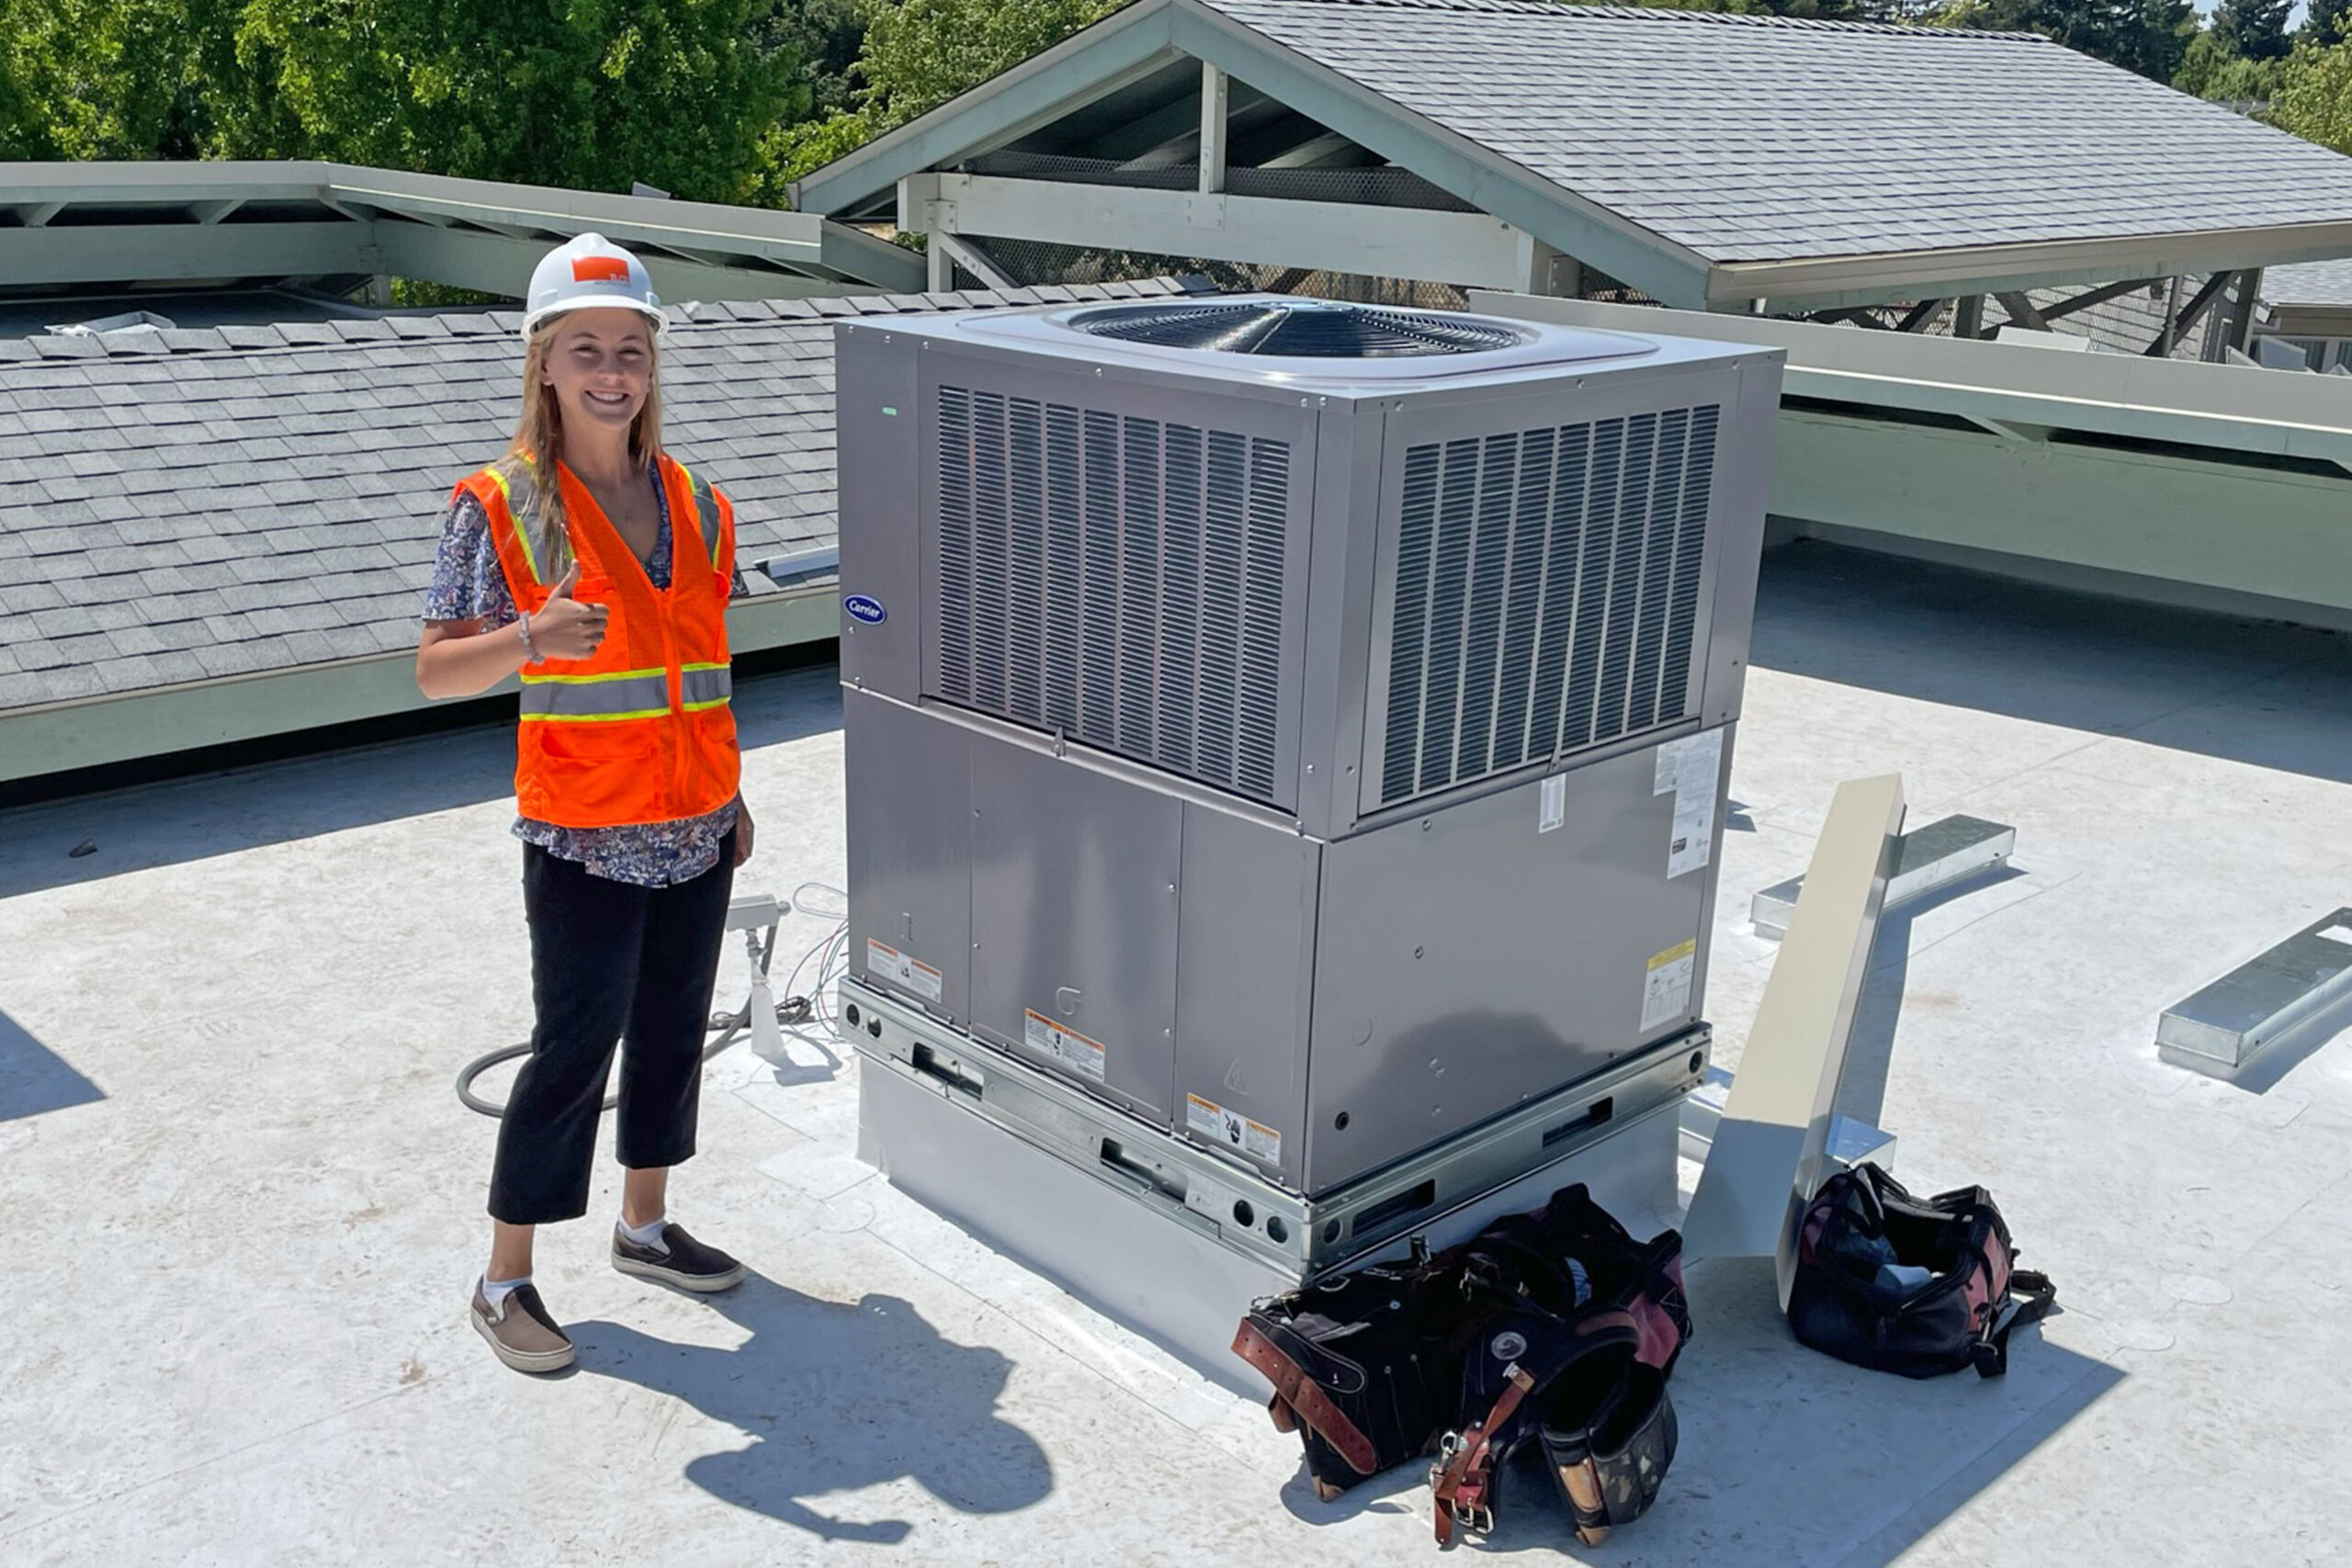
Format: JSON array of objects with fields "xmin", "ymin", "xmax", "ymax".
[
  {"xmin": 617, "ymin": 1213, "xmax": 668, "ymax": 1249},
  {"xmin": 481, "ymin": 1274, "xmax": 529, "ymax": 1310}
]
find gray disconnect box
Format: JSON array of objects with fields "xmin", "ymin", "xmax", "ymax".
[{"xmin": 833, "ymin": 296, "xmax": 1782, "ymax": 1285}]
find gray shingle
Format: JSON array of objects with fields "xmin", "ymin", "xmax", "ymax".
[
  {"xmin": 0, "ymin": 277, "xmax": 1207, "ymax": 712},
  {"xmin": 1202, "ymin": 0, "xmax": 2352, "ymax": 262}
]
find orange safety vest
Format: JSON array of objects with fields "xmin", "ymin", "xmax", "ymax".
[{"xmin": 458, "ymin": 451, "xmax": 741, "ymax": 829}]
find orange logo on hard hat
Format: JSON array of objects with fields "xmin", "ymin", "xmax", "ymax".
[{"xmin": 571, "ymin": 255, "xmax": 631, "ymax": 283}]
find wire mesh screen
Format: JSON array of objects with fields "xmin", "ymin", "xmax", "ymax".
[{"xmin": 967, "ymin": 153, "xmax": 1478, "ymax": 213}]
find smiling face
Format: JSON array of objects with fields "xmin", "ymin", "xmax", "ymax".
[{"xmin": 537, "ymin": 307, "xmax": 656, "ymax": 438}]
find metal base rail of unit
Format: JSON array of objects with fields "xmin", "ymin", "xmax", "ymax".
[{"xmin": 844, "ymin": 976, "xmax": 1711, "ymax": 1279}]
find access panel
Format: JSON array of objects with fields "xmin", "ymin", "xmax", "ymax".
[{"xmin": 968, "ymin": 738, "xmax": 1184, "ymax": 1124}]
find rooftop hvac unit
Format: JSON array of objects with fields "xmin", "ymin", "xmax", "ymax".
[{"xmin": 835, "ymin": 297, "xmax": 1783, "ymax": 1301}]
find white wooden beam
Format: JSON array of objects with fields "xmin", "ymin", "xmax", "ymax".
[
  {"xmin": 1199, "ymin": 62, "xmax": 1228, "ymax": 194},
  {"xmin": 0, "ymin": 221, "xmax": 367, "ymax": 286},
  {"xmin": 935, "ymin": 232, "xmax": 1018, "ymax": 291},
  {"xmin": 369, "ymin": 223, "xmax": 872, "ymax": 302},
  {"xmin": 910, "ymin": 171, "xmax": 1530, "ymax": 289}
]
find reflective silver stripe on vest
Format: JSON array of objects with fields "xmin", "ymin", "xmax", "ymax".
[
  {"xmin": 681, "ymin": 663, "xmax": 731, "ymax": 711},
  {"xmin": 517, "ymin": 671, "xmax": 672, "ymax": 722},
  {"xmin": 486, "ymin": 457, "xmax": 550, "ymax": 585},
  {"xmin": 677, "ymin": 463, "xmax": 724, "ymax": 569}
]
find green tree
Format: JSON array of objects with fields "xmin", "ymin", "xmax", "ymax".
[
  {"xmin": 2211, "ymin": 0, "xmax": 2292, "ymax": 61},
  {"xmin": 2299, "ymin": 0, "xmax": 2349, "ymax": 50},
  {"xmin": 769, "ymin": 0, "xmax": 1122, "ymax": 195},
  {"xmin": 0, "ymin": 0, "xmax": 250, "ymax": 159},
  {"xmin": 2173, "ymin": 28, "xmax": 2281, "ymax": 99},
  {"xmin": 762, "ymin": 0, "xmax": 867, "ymax": 115},
  {"xmin": 853, "ymin": 0, "xmax": 1121, "ymax": 128},
  {"xmin": 1937, "ymin": 0, "xmax": 2197, "ymax": 84},
  {"xmin": 2268, "ymin": 35, "xmax": 2352, "ymax": 151},
  {"xmin": 225, "ymin": 0, "xmax": 808, "ymax": 200}
]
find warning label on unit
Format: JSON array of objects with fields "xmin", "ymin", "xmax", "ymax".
[
  {"xmin": 1024, "ymin": 1010, "xmax": 1107, "ymax": 1082},
  {"xmin": 1653, "ymin": 728, "xmax": 1724, "ymax": 880},
  {"xmin": 1187, "ymin": 1093, "xmax": 1283, "ymax": 1165},
  {"xmin": 1539, "ymin": 773, "xmax": 1566, "ymax": 834},
  {"xmin": 865, "ymin": 939, "xmax": 943, "ymax": 1004},
  {"xmin": 1642, "ymin": 939, "xmax": 1698, "ymax": 1032}
]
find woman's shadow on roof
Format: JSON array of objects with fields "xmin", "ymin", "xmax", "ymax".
[{"xmin": 569, "ymin": 1269, "xmax": 1051, "ymax": 1544}]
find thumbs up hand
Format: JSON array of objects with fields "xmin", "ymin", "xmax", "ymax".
[{"xmin": 530, "ymin": 560, "xmax": 608, "ymax": 660}]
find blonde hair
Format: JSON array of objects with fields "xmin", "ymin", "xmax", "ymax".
[{"xmin": 509, "ymin": 317, "xmax": 665, "ymax": 578}]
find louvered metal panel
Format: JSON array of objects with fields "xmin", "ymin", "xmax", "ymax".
[
  {"xmin": 1377, "ymin": 406, "xmax": 1722, "ymax": 807},
  {"xmin": 933, "ymin": 385, "xmax": 1292, "ymax": 804}
]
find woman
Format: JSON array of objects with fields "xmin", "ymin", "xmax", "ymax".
[{"xmin": 417, "ymin": 233, "xmax": 755, "ymax": 1374}]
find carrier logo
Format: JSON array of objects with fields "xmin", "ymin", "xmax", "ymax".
[{"xmin": 843, "ymin": 594, "xmax": 888, "ymax": 626}]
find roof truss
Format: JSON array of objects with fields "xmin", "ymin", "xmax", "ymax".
[
  {"xmin": 0, "ymin": 162, "xmax": 925, "ymax": 300},
  {"xmin": 794, "ymin": 0, "xmax": 2352, "ymax": 314}
]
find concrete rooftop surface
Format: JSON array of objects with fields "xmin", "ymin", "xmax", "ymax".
[{"xmin": 3, "ymin": 541, "xmax": 2349, "ymax": 1567}]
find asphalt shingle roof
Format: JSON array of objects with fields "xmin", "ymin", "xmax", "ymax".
[
  {"xmin": 0, "ymin": 278, "xmax": 1200, "ymax": 715},
  {"xmin": 1198, "ymin": 0, "xmax": 2352, "ymax": 263},
  {"xmin": 2262, "ymin": 257, "xmax": 2352, "ymax": 309}
]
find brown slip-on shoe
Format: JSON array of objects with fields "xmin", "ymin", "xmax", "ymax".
[
  {"xmin": 612, "ymin": 1222, "xmax": 744, "ymax": 1293},
  {"xmin": 469, "ymin": 1282, "xmax": 575, "ymax": 1372}
]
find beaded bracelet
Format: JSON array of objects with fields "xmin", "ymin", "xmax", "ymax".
[{"xmin": 516, "ymin": 610, "xmax": 539, "ymax": 664}]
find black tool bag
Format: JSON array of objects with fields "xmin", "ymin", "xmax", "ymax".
[
  {"xmin": 1786, "ymin": 1162, "xmax": 2056, "ymax": 1380},
  {"xmin": 1427, "ymin": 1186, "xmax": 1690, "ymax": 1547},
  {"xmin": 1232, "ymin": 1246, "xmax": 1490, "ymax": 1501},
  {"xmin": 1236, "ymin": 1183, "xmax": 1692, "ymax": 1534}
]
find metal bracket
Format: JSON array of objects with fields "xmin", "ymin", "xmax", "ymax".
[
  {"xmin": 725, "ymin": 890, "xmax": 790, "ymax": 1064},
  {"xmin": 1752, "ymin": 814, "xmax": 2014, "ymax": 939},
  {"xmin": 2158, "ymin": 908, "xmax": 2352, "ymax": 1077},
  {"xmin": 1678, "ymin": 1065, "xmax": 1896, "ymax": 1172}
]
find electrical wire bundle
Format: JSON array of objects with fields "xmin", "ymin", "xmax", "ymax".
[{"xmin": 455, "ymin": 880, "xmax": 851, "ymax": 1119}]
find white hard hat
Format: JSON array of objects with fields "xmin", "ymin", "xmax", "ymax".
[{"xmin": 521, "ymin": 232, "xmax": 667, "ymax": 338}]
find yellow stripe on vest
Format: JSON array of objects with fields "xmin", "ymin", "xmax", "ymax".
[{"xmin": 483, "ymin": 464, "xmax": 545, "ymax": 586}]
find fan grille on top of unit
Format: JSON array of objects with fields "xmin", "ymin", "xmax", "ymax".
[{"xmin": 1071, "ymin": 301, "xmax": 1527, "ymax": 357}]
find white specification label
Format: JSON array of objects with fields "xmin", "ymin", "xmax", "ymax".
[
  {"xmin": 1642, "ymin": 939, "xmax": 1698, "ymax": 1032},
  {"xmin": 1653, "ymin": 728, "xmax": 1725, "ymax": 880},
  {"xmin": 1539, "ymin": 773, "xmax": 1566, "ymax": 834},
  {"xmin": 865, "ymin": 939, "xmax": 943, "ymax": 1003},
  {"xmin": 1023, "ymin": 1009, "xmax": 1107, "ymax": 1082},
  {"xmin": 1186, "ymin": 1093, "xmax": 1283, "ymax": 1165}
]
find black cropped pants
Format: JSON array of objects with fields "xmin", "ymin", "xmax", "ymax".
[{"xmin": 488, "ymin": 834, "xmax": 735, "ymax": 1225}]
